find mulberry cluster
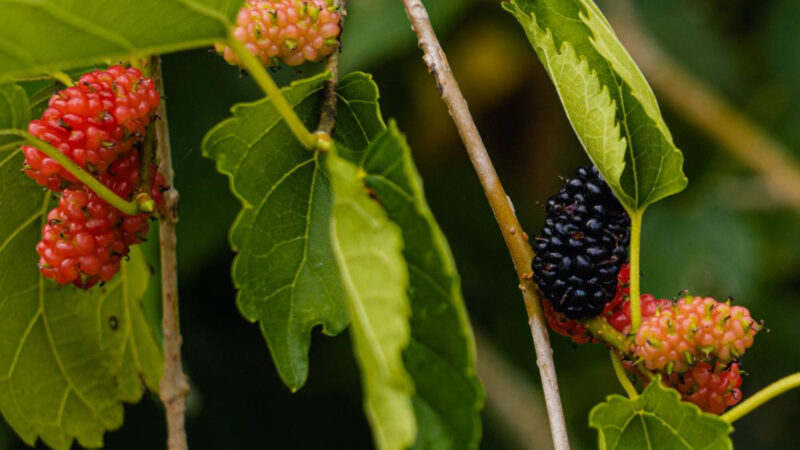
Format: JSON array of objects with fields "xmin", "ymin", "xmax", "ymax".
[
  {"xmin": 532, "ymin": 165, "xmax": 760, "ymax": 415},
  {"xmin": 634, "ymin": 295, "xmax": 759, "ymax": 373},
  {"xmin": 23, "ymin": 65, "xmax": 160, "ymax": 191},
  {"xmin": 26, "ymin": 66, "xmax": 166, "ymax": 289},
  {"xmin": 533, "ymin": 165, "xmax": 630, "ymax": 319},
  {"xmin": 217, "ymin": 0, "xmax": 341, "ymax": 67}
]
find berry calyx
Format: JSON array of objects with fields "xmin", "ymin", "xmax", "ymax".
[
  {"xmin": 634, "ymin": 294, "xmax": 760, "ymax": 373},
  {"xmin": 22, "ymin": 66, "xmax": 159, "ymax": 191},
  {"xmin": 218, "ymin": 0, "xmax": 342, "ymax": 67},
  {"xmin": 533, "ymin": 165, "xmax": 630, "ymax": 319}
]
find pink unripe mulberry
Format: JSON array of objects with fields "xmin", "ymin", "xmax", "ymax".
[
  {"xmin": 217, "ymin": 0, "xmax": 342, "ymax": 67},
  {"xmin": 634, "ymin": 295, "xmax": 760, "ymax": 373}
]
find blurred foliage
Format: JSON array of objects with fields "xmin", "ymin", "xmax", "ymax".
[{"xmin": 5, "ymin": 0, "xmax": 800, "ymax": 448}]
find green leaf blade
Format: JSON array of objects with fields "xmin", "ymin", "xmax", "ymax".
[
  {"xmin": 328, "ymin": 150, "xmax": 416, "ymax": 450},
  {"xmin": 589, "ymin": 382, "xmax": 733, "ymax": 450},
  {"xmin": 202, "ymin": 73, "xmax": 349, "ymax": 390},
  {"xmin": 0, "ymin": 0, "xmax": 241, "ymax": 81},
  {"xmin": 504, "ymin": 0, "xmax": 688, "ymax": 211}
]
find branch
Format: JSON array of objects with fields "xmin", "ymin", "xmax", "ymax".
[
  {"xmin": 151, "ymin": 56, "xmax": 189, "ymax": 450},
  {"xmin": 398, "ymin": 2, "xmax": 569, "ymax": 449},
  {"xmin": 608, "ymin": 0, "xmax": 800, "ymax": 211},
  {"xmin": 317, "ymin": 0, "xmax": 346, "ymax": 135}
]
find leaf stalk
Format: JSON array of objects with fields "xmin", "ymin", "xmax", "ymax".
[
  {"xmin": 610, "ymin": 351, "xmax": 638, "ymax": 399},
  {"xmin": 0, "ymin": 129, "xmax": 140, "ymax": 215},
  {"xmin": 225, "ymin": 37, "xmax": 318, "ymax": 150},
  {"xmin": 721, "ymin": 372, "xmax": 800, "ymax": 424},
  {"xmin": 628, "ymin": 209, "xmax": 644, "ymax": 331}
]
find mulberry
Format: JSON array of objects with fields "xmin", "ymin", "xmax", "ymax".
[
  {"xmin": 218, "ymin": 0, "xmax": 342, "ymax": 67},
  {"xmin": 22, "ymin": 65, "xmax": 159, "ymax": 191},
  {"xmin": 533, "ymin": 165, "xmax": 630, "ymax": 318},
  {"xmin": 634, "ymin": 295, "xmax": 759, "ymax": 373}
]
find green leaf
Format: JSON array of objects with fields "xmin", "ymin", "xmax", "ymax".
[
  {"xmin": 351, "ymin": 123, "xmax": 484, "ymax": 449},
  {"xmin": 204, "ymin": 71, "xmax": 483, "ymax": 446},
  {"xmin": 0, "ymin": 0, "xmax": 242, "ymax": 81},
  {"xmin": 202, "ymin": 73, "xmax": 349, "ymax": 390},
  {"xmin": 0, "ymin": 84, "xmax": 28, "ymax": 149},
  {"xmin": 589, "ymin": 382, "xmax": 733, "ymax": 450},
  {"xmin": 504, "ymin": 0, "xmax": 688, "ymax": 211},
  {"xmin": 0, "ymin": 135, "xmax": 161, "ymax": 449},
  {"xmin": 327, "ymin": 149, "xmax": 416, "ymax": 450}
]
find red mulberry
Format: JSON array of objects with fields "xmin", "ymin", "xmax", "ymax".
[{"xmin": 23, "ymin": 65, "xmax": 159, "ymax": 190}]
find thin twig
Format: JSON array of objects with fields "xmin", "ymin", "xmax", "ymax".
[
  {"xmin": 317, "ymin": 0, "xmax": 346, "ymax": 135},
  {"xmin": 399, "ymin": 1, "xmax": 569, "ymax": 449},
  {"xmin": 151, "ymin": 56, "xmax": 189, "ymax": 450},
  {"xmin": 608, "ymin": 0, "xmax": 800, "ymax": 211}
]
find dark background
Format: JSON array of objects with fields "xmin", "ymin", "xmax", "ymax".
[{"xmin": 6, "ymin": 0, "xmax": 800, "ymax": 448}]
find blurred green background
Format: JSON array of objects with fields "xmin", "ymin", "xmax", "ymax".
[{"xmin": 7, "ymin": 0, "xmax": 800, "ymax": 448}]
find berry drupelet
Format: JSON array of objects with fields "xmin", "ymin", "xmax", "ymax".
[{"xmin": 533, "ymin": 165, "xmax": 630, "ymax": 319}]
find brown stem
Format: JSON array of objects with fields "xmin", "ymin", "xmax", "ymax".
[
  {"xmin": 151, "ymin": 56, "xmax": 189, "ymax": 450},
  {"xmin": 608, "ymin": 0, "xmax": 800, "ymax": 211},
  {"xmin": 317, "ymin": 0, "xmax": 346, "ymax": 135},
  {"xmin": 399, "ymin": 1, "xmax": 569, "ymax": 449}
]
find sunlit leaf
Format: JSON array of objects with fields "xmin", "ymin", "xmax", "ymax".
[
  {"xmin": 0, "ymin": 0, "xmax": 243, "ymax": 81},
  {"xmin": 328, "ymin": 149, "xmax": 416, "ymax": 450},
  {"xmin": 350, "ymin": 123, "xmax": 485, "ymax": 449},
  {"xmin": 504, "ymin": 0, "xmax": 687, "ymax": 211},
  {"xmin": 589, "ymin": 381, "xmax": 733, "ymax": 450}
]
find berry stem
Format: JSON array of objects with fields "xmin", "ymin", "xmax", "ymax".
[
  {"xmin": 629, "ymin": 209, "xmax": 644, "ymax": 331},
  {"xmin": 225, "ymin": 36, "xmax": 318, "ymax": 150},
  {"xmin": 0, "ymin": 129, "xmax": 140, "ymax": 215},
  {"xmin": 137, "ymin": 123, "xmax": 155, "ymax": 209},
  {"xmin": 151, "ymin": 56, "xmax": 189, "ymax": 450},
  {"xmin": 610, "ymin": 351, "xmax": 638, "ymax": 399},
  {"xmin": 50, "ymin": 71, "xmax": 74, "ymax": 87},
  {"xmin": 399, "ymin": 2, "xmax": 569, "ymax": 450},
  {"xmin": 581, "ymin": 316, "xmax": 631, "ymax": 354},
  {"xmin": 721, "ymin": 372, "xmax": 800, "ymax": 424}
]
